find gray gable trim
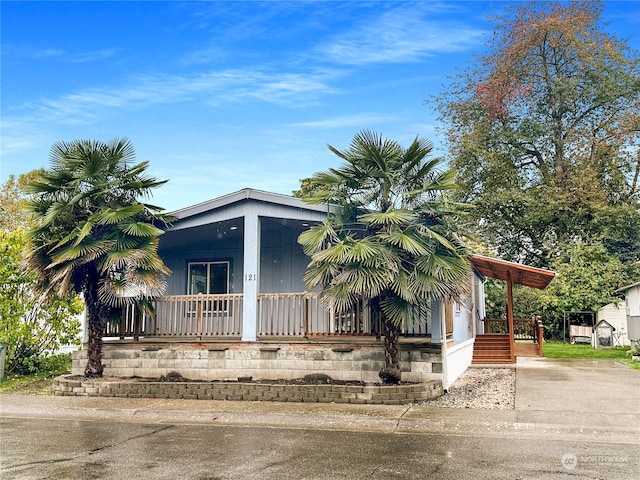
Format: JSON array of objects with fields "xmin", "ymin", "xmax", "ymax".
[
  {"xmin": 615, "ymin": 281, "xmax": 640, "ymax": 294},
  {"xmin": 166, "ymin": 188, "xmax": 330, "ymax": 231},
  {"xmin": 171, "ymin": 188, "xmax": 329, "ymax": 219}
]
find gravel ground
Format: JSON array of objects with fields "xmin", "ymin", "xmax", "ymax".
[{"xmin": 423, "ymin": 367, "xmax": 515, "ymax": 410}]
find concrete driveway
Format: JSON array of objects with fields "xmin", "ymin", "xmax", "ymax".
[{"xmin": 515, "ymin": 357, "xmax": 640, "ymax": 431}]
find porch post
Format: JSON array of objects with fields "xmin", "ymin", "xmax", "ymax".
[
  {"xmin": 506, "ymin": 270, "xmax": 515, "ymax": 362},
  {"xmin": 242, "ymin": 208, "xmax": 260, "ymax": 341},
  {"xmin": 439, "ymin": 299, "xmax": 450, "ymax": 390},
  {"xmin": 471, "ymin": 273, "xmax": 477, "ymax": 339}
]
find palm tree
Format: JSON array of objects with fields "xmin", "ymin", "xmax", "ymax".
[
  {"xmin": 25, "ymin": 138, "xmax": 172, "ymax": 377},
  {"xmin": 299, "ymin": 131, "xmax": 470, "ymax": 384}
]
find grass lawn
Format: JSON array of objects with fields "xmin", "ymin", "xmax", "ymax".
[
  {"xmin": 0, "ymin": 354, "xmax": 72, "ymax": 395},
  {"xmin": 543, "ymin": 340, "xmax": 640, "ymax": 371}
]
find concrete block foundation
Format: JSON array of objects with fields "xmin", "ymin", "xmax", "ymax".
[{"xmin": 72, "ymin": 340, "xmax": 443, "ymax": 384}]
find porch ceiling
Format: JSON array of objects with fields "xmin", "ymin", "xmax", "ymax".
[{"xmin": 470, "ymin": 254, "xmax": 556, "ymax": 290}]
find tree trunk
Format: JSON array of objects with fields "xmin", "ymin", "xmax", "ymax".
[
  {"xmin": 379, "ymin": 319, "xmax": 401, "ymax": 384},
  {"xmin": 83, "ymin": 271, "xmax": 104, "ymax": 378}
]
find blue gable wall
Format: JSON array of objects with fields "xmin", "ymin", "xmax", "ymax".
[{"xmin": 159, "ymin": 215, "xmax": 313, "ymax": 296}]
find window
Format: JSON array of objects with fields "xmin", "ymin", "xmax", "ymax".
[{"xmin": 187, "ymin": 261, "xmax": 230, "ymax": 312}]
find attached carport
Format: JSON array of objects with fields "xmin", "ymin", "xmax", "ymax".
[{"xmin": 470, "ymin": 255, "xmax": 556, "ymax": 363}]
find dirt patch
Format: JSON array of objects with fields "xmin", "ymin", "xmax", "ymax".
[{"xmin": 62, "ymin": 371, "xmax": 414, "ymax": 387}]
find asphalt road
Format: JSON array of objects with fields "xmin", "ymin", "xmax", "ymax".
[
  {"xmin": 1, "ymin": 416, "xmax": 637, "ymax": 479},
  {"xmin": 1, "ymin": 358, "xmax": 639, "ymax": 479}
]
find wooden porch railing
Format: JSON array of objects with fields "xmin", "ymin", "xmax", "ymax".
[
  {"xmin": 149, "ymin": 294, "xmax": 243, "ymax": 336},
  {"xmin": 482, "ymin": 317, "xmax": 543, "ymax": 343},
  {"xmin": 257, "ymin": 293, "xmax": 430, "ymax": 337},
  {"xmin": 104, "ymin": 303, "xmax": 145, "ymax": 339},
  {"xmin": 104, "ymin": 293, "xmax": 432, "ymax": 339},
  {"xmin": 257, "ymin": 293, "xmax": 379, "ymax": 336},
  {"xmin": 483, "ymin": 318, "xmax": 539, "ymax": 341}
]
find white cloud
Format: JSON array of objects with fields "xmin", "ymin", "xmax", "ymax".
[
  {"xmin": 2, "ymin": 45, "xmax": 118, "ymax": 63},
  {"xmin": 291, "ymin": 113, "xmax": 397, "ymax": 129},
  {"xmin": 3, "ymin": 67, "xmax": 343, "ymax": 132},
  {"xmin": 318, "ymin": 7, "xmax": 485, "ymax": 65},
  {"xmin": 71, "ymin": 48, "xmax": 119, "ymax": 63}
]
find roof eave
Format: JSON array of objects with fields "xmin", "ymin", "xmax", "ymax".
[
  {"xmin": 469, "ymin": 254, "xmax": 556, "ymax": 290},
  {"xmin": 169, "ymin": 188, "xmax": 331, "ymax": 220}
]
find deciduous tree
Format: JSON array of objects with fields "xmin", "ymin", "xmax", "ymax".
[
  {"xmin": 0, "ymin": 171, "xmax": 42, "ymax": 232},
  {"xmin": 437, "ymin": 0, "xmax": 640, "ymax": 266}
]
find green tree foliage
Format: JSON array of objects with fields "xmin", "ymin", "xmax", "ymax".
[
  {"xmin": 292, "ymin": 177, "xmax": 323, "ymax": 199},
  {"xmin": 484, "ymin": 243, "xmax": 639, "ymax": 339},
  {"xmin": 298, "ymin": 131, "xmax": 470, "ymax": 384},
  {"xmin": 0, "ymin": 229, "xmax": 82, "ymax": 374},
  {"xmin": 25, "ymin": 138, "xmax": 172, "ymax": 377},
  {"xmin": 437, "ymin": 0, "xmax": 640, "ymax": 267},
  {"xmin": 0, "ymin": 171, "xmax": 42, "ymax": 231},
  {"xmin": 538, "ymin": 243, "xmax": 638, "ymax": 338},
  {"xmin": 483, "ymin": 280, "xmax": 543, "ymax": 321}
]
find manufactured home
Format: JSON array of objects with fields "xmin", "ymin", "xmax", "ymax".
[{"xmin": 73, "ymin": 189, "xmax": 554, "ymax": 389}]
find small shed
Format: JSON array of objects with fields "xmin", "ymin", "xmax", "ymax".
[
  {"xmin": 594, "ymin": 320, "xmax": 615, "ymax": 349},
  {"xmin": 596, "ymin": 301, "xmax": 629, "ymax": 346}
]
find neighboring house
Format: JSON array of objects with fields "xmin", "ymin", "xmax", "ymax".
[
  {"xmin": 596, "ymin": 301, "xmax": 629, "ymax": 346},
  {"xmin": 74, "ymin": 189, "xmax": 553, "ymax": 389},
  {"xmin": 615, "ymin": 282, "xmax": 640, "ymax": 343}
]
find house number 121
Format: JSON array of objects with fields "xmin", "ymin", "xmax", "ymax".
[{"xmin": 245, "ymin": 274, "xmax": 257, "ymax": 281}]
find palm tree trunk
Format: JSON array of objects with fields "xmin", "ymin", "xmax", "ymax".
[
  {"xmin": 83, "ymin": 270, "xmax": 104, "ymax": 377},
  {"xmin": 379, "ymin": 319, "xmax": 401, "ymax": 384},
  {"xmin": 85, "ymin": 313, "xmax": 104, "ymax": 377}
]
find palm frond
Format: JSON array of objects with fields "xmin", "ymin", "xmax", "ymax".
[
  {"xmin": 379, "ymin": 296, "xmax": 414, "ymax": 328},
  {"xmin": 333, "ymin": 264, "xmax": 393, "ymax": 297},
  {"xmin": 358, "ymin": 209, "xmax": 416, "ymax": 227},
  {"xmin": 73, "ymin": 220, "xmax": 95, "ymax": 246},
  {"xmin": 342, "ymin": 238, "xmax": 387, "ymax": 264},
  {"xmin": 119, "ymin": 221, "xmax": 165, "ymax": 237},
  {"xmin": 311, "ymin": 240, "xmax": 354, "ymax": 265},
  {"xmin": 303, "ymin": 261, "xmax": 340, "ymax": 290},
  {"xmin": 93, "ymin": 204, "xmax": 145, "ymax": 225},
  {"xmin": 48, "ymin": 238, "xmax": 116, "ymax": 266},
  {"xmin": 422, "ymin": 169, "xmax": 457, "ymax": 192},
  {"xmin": 298, "ymin": 222, "xmax": 336, "ymax": 255},
  {"xmin": 378, "ymin": 227, "xmax": 430, "ymax": 256},
  {"xmin": 319, "ymin": 283, "xmax": 359, "ymax": 314},
  {"xmin": 415, "ymin": 225, "xmax": 460, "ymax": 251},
  {"xmin": 389, "ymin": 267, "xmax": 418, "ymax": 303}
]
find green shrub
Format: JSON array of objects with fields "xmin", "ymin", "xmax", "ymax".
[
  {"xmin": 14, "ymin": 353, "xmax": 72, "ymax": 376},
  {"xmin": 1, "ymin": 229, "xmax": 83, "ymax": 375}
]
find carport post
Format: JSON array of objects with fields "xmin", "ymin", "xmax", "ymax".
[{"xmin": 506, "ymin": 270, "xmax": 515, "ymax": 362}]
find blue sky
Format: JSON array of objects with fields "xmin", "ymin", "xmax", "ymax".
[{"xmin": 2, "ymin": 1, "xmax": 639, "ymax": 212}]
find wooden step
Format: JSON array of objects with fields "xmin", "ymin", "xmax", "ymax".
[{"xmin": 472, "ymin": 335, "xmax": 513, "ymax": 364}]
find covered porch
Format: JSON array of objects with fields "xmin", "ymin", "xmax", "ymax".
[
  {"xmin": 95, "ymin": 293, "xmax": 439, "ymax": 384},
  {"xmin": 470, "ymin": 255, "xmax": 555, "ymax": 364},
  {"xmin": 89, "ymin": 189, "xmax": 441, "ymax": 383}
]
